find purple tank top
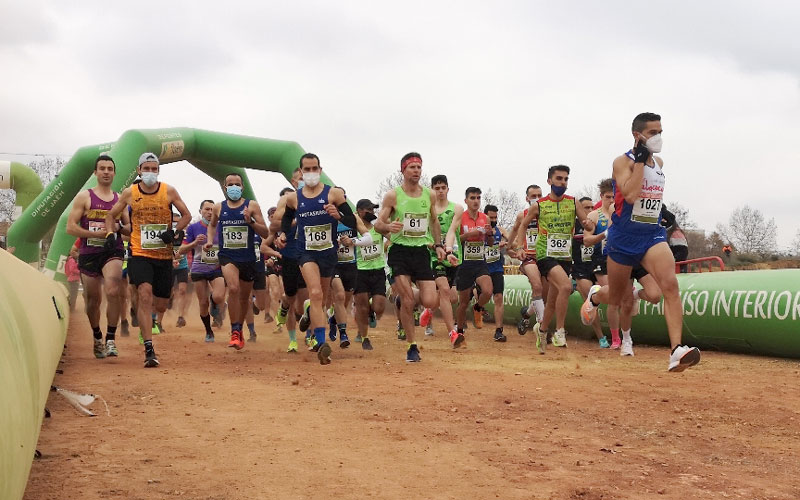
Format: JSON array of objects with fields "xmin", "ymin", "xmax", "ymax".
[{"xmin": 80, "ymin": 189, "xmax": 123, "ymax": 254}]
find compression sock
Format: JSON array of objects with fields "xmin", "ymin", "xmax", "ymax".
[
  {"xmin": 92, "ymin": 326, "xmax": 102, "ymax": 340},
  {"xmin": 106, "ymin": 325, "xmax": 117, "ymax": 342},
  {"xmin": 201, "ymin": 314, "xmax": 212, "ymax": 334}
]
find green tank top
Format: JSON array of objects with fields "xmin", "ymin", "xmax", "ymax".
[
  {"xmin": 389, "ymin": 185, "xmax": 434, "ymax": 247},
  {"xmin": 357, "ymin": 226, "xmax": 386, "ymax": 270},
  {"xmin": 535, "ymin": 195, "xmax": 576, "ymax": 261},
  {"xmin": 430, "ymin": 201, "xmax": 461, "ymax": 266}
]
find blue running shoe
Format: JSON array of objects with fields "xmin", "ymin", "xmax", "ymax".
[
  {"xmin": 339, "ymin": 333, "xmax": 350, "ymax": 349},
  {"xmin": 328, "ymin": 314, "xmax": 337, "ymax": 341},
  {"xmin": 406, "ymin": 343, "xmax": 421, "ymax": 362}
]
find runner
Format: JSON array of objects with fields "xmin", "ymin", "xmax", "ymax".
[
  {"xmin": 571, "ymin": 196, "xmax": 609, "ymax": 347},
  {"xmin": 418, "ymin": 174, "xmax": 461, "ymax": 339},
  {"xmin": 483, "ymin": 204, "xmax": 508, "ymax": 342},
  {"xmin": 580, "ymin": 112, "xmax": 701, "ymax": 371},
  {"xmin": 180, "ymin": 199, "xmax": 226, "ymax": 343},
  {"xmin": 170, "ymin": 212, "xmax": 190, "ymax": 328},
  {"xmin": 507, "ymin": 184, "xmax": 547, "ymax": 336},
  {"xmin": 514, "ymin": 165, "xmax": 594, "ymax": 354},
  {"xmin": 449, "ymin": 187, "xmax": 494, "ymax": 347},
  {"xmin": 275, "ymin": 153, "xmax": 358, "ymax": 365},
  {"xmin": 341, "ymin": 198, "xmax": 390, "ymax": 351},
  {"xmin": 245, "ymin": 232, "xmax": 269, "ymax": 342},
  {"xmin": 205, "ymin": 172, "xmax": 270, "ymax": 350},
  {"xmin": 330, "ymin": 196, "xmax": 360, "ymax": 348},
  {"xmin": 105, "ymin": 152, "xmax": 191, "ymax": 367},
  {"xmin": 374, "ymin": 152, "xmax": 451, "ymax": 362},
  {"xmin": 65, "ymin": 154, "xmax": 128, "ymax": 359}
]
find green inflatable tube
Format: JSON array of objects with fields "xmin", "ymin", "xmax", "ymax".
[
  {"xmin": 490, "ymin": 270, "xmax": 800, "ymax": 358},
  {"xmin": 0, "ymin": 160, "xmax": 44, "ymax": 227},
  {"xmin": 0, "ymin": 248, "xmax": 70, "ymax": 500},
  {"xmin": 7, "ymin": 128, "xmax": 308, "ymax": 277}
]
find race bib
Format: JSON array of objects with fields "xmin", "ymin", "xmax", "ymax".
[
  {"xmin": 304, "ymin": 223, "xmax": 333, "ymax": 251},
  {"xmin": 546, "ymin": 233, "xmax": 571, "ymax": 259},
  {"xmin": 201, "ymin": 245, "xmax": 219, "ymax": 264},
  {"xmin": 631, "ymin": 196, "xmax": 662, "ymax": 224},
  {"xmin": 486, "ymin": 244, "xmax": 501, "ymax": 264},
  {"xmin": 141, "ymin": 224, "xmax": 168, "ymax": 249},
  {"xmin": 463, "ymin": 241, "xmax": 485, "ymax": 261},
  {"xmin": 360, "ymin": 243, "xmax": 382, "ymax": 261},
  {"xmin": 402, "ymin": 213, "xmax": 428, "ymax": 237},
  {"xmin": 338, "ymin": 243, "xmax": 355, "ymax": 262},
  {"xmin": 87, "ymin": 220, "xmax": 107, "ymax": 247},
  {"xmin": 222, "ymin": 225, "xmax": 248, "ymax": 249},
  {"xmin": 525, "ymin": 227, "xmax": 538, "ymax": 248},
  {"xmin": 581, "ymin": 245, "xmax": 594, "ymax": 262}
]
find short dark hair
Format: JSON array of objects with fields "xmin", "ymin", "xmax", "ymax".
[
  {"xmin": 431, "ymin": 174, "xmax": 448, "ymax": 187},
  {"xmin": 224, "ymin": 172, "xmax": 243, "ymax": 184},
  {"xmin": 484, "ymin": 204, "xmax": 498, "ymax": 214},
  {"xmin": 526, "ymin": 184, "xmax": 541, "ymax": 195},
  {"xmin": 200, "ymin": 199, "xmax": 214, "ymax": 210},
  {"xmin": 632, "ymin": 112, "xmax": 661, "ymax": 133},
  {"xmin": 299, "ymin": 153, "xmax": 320, "ymax": 166},
  {"xmin": 547, "ymin": 165, "xmax": 570, "ymax": 179},
  {"xmin": 94, "ymin": 154, "xmax": 115, "ymax": 171},
  {"xmin": 579, "ymin": 197, "xmax": 593, "ymax": 203},
  {"xmin": 598, "ymin": 178, "xmax": 613, "ymax": 195},
  {"xmin": 465, "ymin": 187, "xmax": 482, "ymax": 198},
  {"xmin": 279, "ymin": 187, "xmax": 294, "ymax": 196},
  {"xmin": 401, "ymin": 152, "xmax": 422, "ymax": 166}
]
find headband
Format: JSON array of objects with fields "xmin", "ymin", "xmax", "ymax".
[{"xmin": 401, "ymin": 156, "xmax": 422, "ymax": 172}]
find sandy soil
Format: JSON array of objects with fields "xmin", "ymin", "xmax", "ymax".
[{"xmin": 24, "ymin": 298, "xmax": 800, "ymax": 500}]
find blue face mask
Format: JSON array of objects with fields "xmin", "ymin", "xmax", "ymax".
[
  {"xmin": 201, "ymin": 217, "xmax": 210, "ymax": 225},
  {"xmin": 226, "ymin": 185, "xmax": 243, "ymax": 201},
  {"xmin": 551, "ymin": 185, "xmax": 567, "ymax": 197},
  {"xmin": 297, "ymin": 180, "xmax": 305, "ymax": 190}
]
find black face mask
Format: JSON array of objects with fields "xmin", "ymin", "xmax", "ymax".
[
  {"xmin": 363, "ymin": 212, "xmax": 377, "ymax": 223},
  {"xmin": 490, "ymin": 220, "xmax": 497, "ymax": 228}
]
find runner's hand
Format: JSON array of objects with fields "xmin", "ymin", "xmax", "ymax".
[
  {"xmin": 388, "ymin": 221, "xmax": 404, "ymax": 233},
  {"xmin": 159, "ymin": 229, "xmax": 175, "ymax": 244},
  {"xmin": 339, "ymin": 235, "xmax": 354, "ymax": 247},
  {"xmin": 173, "ymin": 230, "xmax": 185, "ymax": 245},
  {"xmin": 633, "ymin": 140, "xmax": 651, "ymax": 164},
  {"xmin": 203, "ymin": 241, "xmax": 213, "ymax": 251},
  {"xmin": 435, "ymin": 246, "xmax": 446, "ymax": 261},
  {"xmin": 324, "ymin": 204, "xmax": 341, "ymax": 220},
  {"xmin": 194, "ymin": 234, "xmax": 207, "ymax": 246},
  {"xmin": 104, "ymin": 233, "xmax": 118, "ymax": 251},
  {"xmin": 447, "ymin": 253, "xmax": 459, "ymax": 266}
]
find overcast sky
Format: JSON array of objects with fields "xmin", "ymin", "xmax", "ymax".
[{"xmin": 2, "ymin": 0, "xmax": 798, "ymax": 248}]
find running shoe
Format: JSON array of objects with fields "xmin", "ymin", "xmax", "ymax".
[
  {"xmin": 449, "ymin": 329, "xmax": 466, "ymax": 349},
  {"xmin": 144, "ymin": 348, "xmax": 159, "ymax": 368},
  {"xmin": 354, "ymin": 334, "xmax": 363, "ymax": 343},
  {"xmin": 473, "ymin": 308, "xmax": 484, "ymax": 329},
  {"xmin": 205, "ymin": 332, "xmax": 215, "ymax": 343},
  {"xmin": 493, "ymin": 329, "xmax": 507, "ymax": 342},
  {"xmin": 228, "ymin": 330, "xmax": 245, "ymax": 350},
  {"xmin": 368, "ymin": 309, "xmax": 377, "ymax": 328},
  {"xmin": 249, "ymin": 332, "xmax": 257, "ymax": 343},
  {"xmin": 273, "ymin": 324, "xmax": 284, "ymax": 334},
  {"xmin": 552, "ymin": 328, "xmax": 567, "ymax": 347},
  {"xmin": 276, "ymin": 306, "xmax": 288, "ymax": 326},
  {"xmin": 482, "ymin": 310, "xmax": 490, "ymax": 321},
  {"xmin": 105, "ymin": 340, "xmax": 118, "ymax": 357},
  {"xmin": 120, "ymin": 319, "xmax": 130, "ymax": 337},
  {"xmin": 130, "ymin": 308, "xmax": 139, "ymax": 328},
  {"xmin": 534, "ymin": 323, "xmax": 546, "ymax": 355},
  {"xmin": 328, "ymin": 314, "xmax": 337, "ymax": 341},
  {"xmin": 298, "ymin": 302, "xmax": 311, "ymax": 333},
  {"xmin": 264, "ymin": 313, "xmax": 274, "ymax": 324},
  {"xmin": 598, "ymin": 336, "xmax": 610, "ymax": 348},
  {"xmin": 152, "ymin": 322, "xmax": 161, "ymax": 335},
  {"xmin": 517, "ymin": 307, "xmax": 530, "ymax": 335},
  {"xmin": 397, "ymin": 323, "xmax": 406, "ymax": 341},
  {"xmin": 425, "ymin": 324, "xmax": 435, "ymax": 336},
  {"xmin": 668, "ymin": 345, "xmax": 701, "ymax": 372},
  {"xmin": 621, "ymin": 338, "xmax": 634, "ymax": 356},
  {"xmin": 307, "ymin": 337, "xmax": 318, "ymax": 351},
  {"xmin": 631, "ymin": 286, "xmax": 641, "ymax": 317},
  {"xmin": 252, "ymin": 299, "xmax": 260, "ymax": 315},
  {"xmin": 93, "ymin": 338, "xmax": 106, "ymax": 359},
  {"xmin": 211, "ymin": 301, "xmax": 221, "ymax": 327},
  {"xmin": 406, "ymin": 343, "xmax": 421, "ymax": 362},
  {"xmin": 361, "ymin": 337, "xmax": 373, "ymax": 350},
  {"xmin": 419, "ymin": 308, "xmax": 433, "ymax": 328},
  {"xmin": 413, "ymin": 308, "xmax": 421, "ymax": 326},
  {"xmin": 287, "ymin": 340, "xmax": 298, "ymax": 353},
  {"xmin": 317, "ymin": 342, "xmax": 332, "ymax": 365},
  {"xmin": 580, "ymin": 285, "xmax": 601, "ymax": 325},
  {"xmin": 176, "ymin": 316, "xmax": 186, "ymax": 328},
  {"xmin": 610, "ymin": 337, "xmax": 622, "ymax": 349},
  {"xmin": 340, "ymin": 333, "xmax": 350, "ymax": 349}
]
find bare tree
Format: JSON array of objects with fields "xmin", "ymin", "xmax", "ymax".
[
  {"xmin": 482, "ymin": 188, "xmax": 524, "ymax": 230},
  {"xmin": 666, "ymin": 201, "xmax": 697, "ymax": 229},
  {"xmin": 716, "ymin": 205, "xmax": 778, "ymax": 257},
  {"xmin": 791, "ymin": 229, "xmax": 800, "ymax": 257},
  {"xmin": 375, "ymin": 171, "xmax": 430, "ymax": 202},
  {"xmin": 572, "ymin": 184, "xmax": 599, "ymax": 203}
]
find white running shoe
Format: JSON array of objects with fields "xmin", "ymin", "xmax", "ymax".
[
  {"xmin": 552, "ymin": 328, "xmax": 567, "ymax": 347},
  {"xmin": 620, "ymin": 338, "xmax": 634, "ymax": 356},
  {"xmin": 668, "ymin": 345, "xmax": 701, "ymax": 372},
  {"xmin": 424, "ymin": 324, "xmax": 434, "ymax": 336},
  {"xmin": 631, "ymin": 286, "xmax": 641, "ymax": 317}
]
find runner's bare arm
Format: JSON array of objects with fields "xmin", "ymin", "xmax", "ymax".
[
  {"xmin": 269, "ymin": 195, "xmax": 288, "ymax": 233},
  {"xmin": 513, "ymin": 204, "xmax": 538, "ymax": 249},
  {"xmin": 614, "ymin": 155, "xmax": 645, "ymax": 205},
  {"xmin": 104, "ymin": 188, "xmax": 131, "ymax": 237},
  {"xmin": 506, "ymin": 211, "xmax": 525, "ymax": 251},
  {"xmin": 575, "ymin": 201, "xmax": 595, "ymax": 232},
  {"xmin": 204, "ymin": 203, "xmax": 221, "ymax": 250},
  {"xmin": 374, "ymin": 190, "xmax": 400, "ymax": 233},
  {"xmin": 245, "ymin": 200, "xmax": 270, "ymax": 239},
  {"xmin": 65, "ymin": 191, "xmax": 94, "ymax": 239},
  {"xmin": 276, "ymin": 192, "xmax": 298, "ymax": 249},
  {"xmin": 429, "ymin": 191, "xmax": 446, "ymax": 261},
  {"xmin": 444, "ymin": 204, "xmax": 463, "ymax": 250},
  {"xmin": 118, "ymin": 207, "xmax": 131, "ymax": 236},
  {"xmin": 582, "ymin": 210, "xmax": 604, "ymax": 246},
  {"xmin": 167, "ymin": 186, "xmax": 191, "ymax": 232}
]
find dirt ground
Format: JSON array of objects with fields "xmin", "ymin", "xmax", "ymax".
[{"xmin": 24, "ymin": 297, "xmax": 800, "ymax": 500}]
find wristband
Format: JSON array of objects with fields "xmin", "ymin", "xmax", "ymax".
[
  {"xmin": 434, "ymin": 243, "xmax": 444, "ymax": 249},
  {"xmin": 106, "ymin": 232, "xmax": 115, "ymax": 238}
]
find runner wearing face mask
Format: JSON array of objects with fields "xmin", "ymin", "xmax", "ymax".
[
  {"xmin": 483, "ymin": 204, "xmax": 508, "ymax": 342},
  {"xmin": 105, "ymin": 152, "xmax": 191, "ymax": 367},
  {"xmin": 507, "ymin": 184, "xmax": 547, "ymax": 337},
  {"xmin": 580, "ymin": 112, "xmax": 701, "ymax": 372},
  {"xmin": 205, "ymin": 173, "xmax": 270, "ymax": 350}
]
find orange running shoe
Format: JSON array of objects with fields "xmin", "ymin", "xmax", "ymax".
[{"xmin": 473, "ymin": 307, "xmax": 484, "ymax": 329}]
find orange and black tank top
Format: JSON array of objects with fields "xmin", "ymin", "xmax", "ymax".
[{"xmin": 130, "ymin": 182, "xmax": 173, "ymax": 260}]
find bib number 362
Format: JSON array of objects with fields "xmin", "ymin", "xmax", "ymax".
[{"xmin": 546, "ymin": 233, "xmax": 570, "ymax": 258}]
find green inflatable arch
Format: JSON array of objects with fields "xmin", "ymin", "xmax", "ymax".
[
  {"xmin": 0, "ymin": 160, "xmax": 44, "ymax": 226},
  {"xmin": 5, "ymin": 128, "xmax": 326, "ymax": 277}
]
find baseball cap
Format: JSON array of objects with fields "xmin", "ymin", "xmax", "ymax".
[
  {"xmin": 356, "ymin": 199, "xmax": 379, "ymax": 210},
  {"xmin": 138, "ymin": 152, "xmax": 159, "ymax": 166}
]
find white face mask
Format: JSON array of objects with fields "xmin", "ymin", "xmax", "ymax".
[
  {"xmin": 141, "ymin": 172, "xmax": 158, "ymax": 187},
  {"xmin": 645, "ymin": 134, "xmax": 663, "ymax": 153},
  {"xmin": 302, "ymin": 172, "xmax": 320, "ymax": 188}
]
